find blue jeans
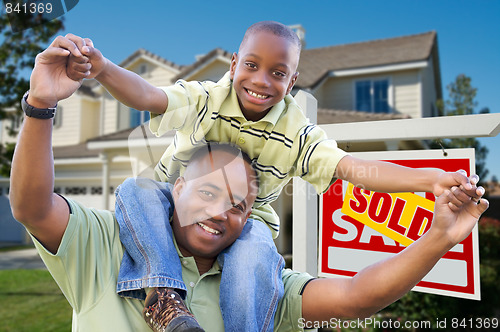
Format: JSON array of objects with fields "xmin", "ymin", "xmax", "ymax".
[{"xmin": 115, "ymin": 177, "xmax": 285, "ymax": 332}]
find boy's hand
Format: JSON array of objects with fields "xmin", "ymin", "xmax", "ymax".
[
  {"xmin": 432, "ymin": 185, "xmax": 488, "ymax": 247},
  {"xmin": 433, "ymin": 170, "xmax": 483, "ymax": 200},
  {"xmin": 65, "ymin": 33, "xmax": 108, "ymax": 81}
]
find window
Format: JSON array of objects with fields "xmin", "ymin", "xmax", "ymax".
[
  {"xmin": 130, "ymin": 108, "xmax": 150, "ymax": 128},
  {"xmin": 65, "ymin": 187, "xmax": 87, "ymax": 195},
  {"xmin": 355, "ymin": 79, "xmax": 391, "ymax": 113},
  {"xmin": 118, "ymin": 104, "xmax": 151, "ymax": 130},
  {"xmin": 139, "ymin": 64, "xmax": 148, "ymax": 75}
]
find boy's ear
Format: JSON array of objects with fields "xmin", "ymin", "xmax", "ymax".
[
  {"xmin": 286, "ymin": 72, "xmax": 299, "ymax": 95},
  {"xmin": 230, "ymin": 52, "xmax": 238, "ymax": 80}
]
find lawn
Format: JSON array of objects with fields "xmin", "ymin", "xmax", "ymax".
[{"xmin": 0, "ymin": 269, "xmax": 72, "ymax": 331}]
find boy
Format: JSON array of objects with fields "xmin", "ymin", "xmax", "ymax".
[{"xmin": 66, "ymin": 21, "xmax": 481, "ymax": 332}]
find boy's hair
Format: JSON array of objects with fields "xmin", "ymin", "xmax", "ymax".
[{"xmin": 240, "ymin": 21, "xmax": 302, "ymax": 53}]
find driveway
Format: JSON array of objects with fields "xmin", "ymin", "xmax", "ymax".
[{"xmin": 0, "ymin": 248, "xmax": 46, "ymax": 270}]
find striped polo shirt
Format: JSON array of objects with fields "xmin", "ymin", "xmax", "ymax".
[{"xmin": 150, "ymin": 72, "xmax": 347, "ymax": 238}]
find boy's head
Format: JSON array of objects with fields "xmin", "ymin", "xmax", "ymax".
[
  {"xmin": 171, "ymin": 143, "xmax": 259, "ymax": 260},
  {"xmin": 230, "ymin": 21, "xmax": 301, "ymax": 121}
]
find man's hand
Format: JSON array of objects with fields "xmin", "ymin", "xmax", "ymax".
[
  {"xmin": 65, "ymin": 33, "xmax": 108, "ymax": 81},
  {"xmin": 29, "ymin": 36, "xmax": 85, "ymax": 107},
  {"xmin": 431, "ymin": 183, "xmax": 488, "ymax": 247}
]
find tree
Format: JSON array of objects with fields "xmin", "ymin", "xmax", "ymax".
[
  {"xmin": 0, "ymin": 14, "xmax": 64, "ymax": 177},
  {"xmin": 431, "ymin": 74, "xmax": 489, "ymax": 183}
]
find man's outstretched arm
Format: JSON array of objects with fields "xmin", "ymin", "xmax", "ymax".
[
  {"xmin": 301, "ymin": 185, "xmax": 488, "ymax": 322},
  {"xmin": 10, "ymin": 37, "xmax": 83, "ymax": 254}
]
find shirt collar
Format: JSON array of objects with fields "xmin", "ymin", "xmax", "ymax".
[{"xmin": 172, "ymin": 232, "xmax": 222, "ymax": 276}]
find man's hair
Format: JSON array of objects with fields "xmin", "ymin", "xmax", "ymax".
[
  {"xmin": 187, "ymin": 142, "xmax": 260, "ymax": 189},
  {"xmin": 240, "ymin": 21, "xmax": 302, "ymax": 53}
]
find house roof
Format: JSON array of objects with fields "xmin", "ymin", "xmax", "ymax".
[
  {"xmin": 296, "ymin": 31, "xmax": 438, "ymax": 88},
  {"xmin": 317, "ymin": 108, "xmax": 410, "ymax": 124},
  {"xmin": 173, "ymin": 48, "xmax": 232, "ymax": 81},
  {"xmin": 119, "ymin": 48, "xmax": 184, "ymax": 71},
  {"xmin": 77, "ymin": 82, "xmax": 99, "ymax": 98},
  {"xmin": 53, "ymin": 141, "xmax": 100, "ymax": 159},
  {"xmin": 87, "ymin": 127, "xmax": 137, "ymax": 142}
]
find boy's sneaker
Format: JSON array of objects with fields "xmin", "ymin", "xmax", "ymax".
[{"xmin": 143, "ymin": 287, "xmax": 205, "ymax": 332}]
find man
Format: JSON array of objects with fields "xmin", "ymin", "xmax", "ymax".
[{"xmin": 10, "ymin": 36, "xmax": 489, "ymax": 332}]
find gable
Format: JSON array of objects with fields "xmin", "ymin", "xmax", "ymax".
[{"xmin": 174, "ymin": 48, "xmax": 232, "ymax": 82}]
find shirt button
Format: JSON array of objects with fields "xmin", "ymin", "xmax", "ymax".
[
  {"xmin": 189, "ymin": 282, "xmax": 196, "ymax": 288},
  {"xmin": 238, "ymin": 137, "xmax": 245, "ymax": 144},
  {"xmin": 182, "ymin": 260, "xmax": 188, "ymax": 266}
]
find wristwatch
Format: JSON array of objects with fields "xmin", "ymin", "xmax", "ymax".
[{"xmin": 21, "ymin": 91, "xmax": 57, "ymax": 119}]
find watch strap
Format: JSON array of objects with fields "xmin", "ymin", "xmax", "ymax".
[{"xmin": 21, "ymin": 91, "xmax": 57, "ymax": 119}]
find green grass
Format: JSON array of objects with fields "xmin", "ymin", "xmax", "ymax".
[{"xmin": 0, "ymin": 269, "xmax": 72, "ymax": 332}]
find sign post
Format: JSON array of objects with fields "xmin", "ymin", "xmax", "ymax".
[{"xmin": 319, "ymin": 148, "xmax": 481, "ymax": 300}]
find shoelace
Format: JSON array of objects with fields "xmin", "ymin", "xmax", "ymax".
[{"xmin": 145, "ymin": 289, "xmax": 194, "ymax": 332}]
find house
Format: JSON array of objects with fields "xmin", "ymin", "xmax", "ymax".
[{"xmin": 0, "ymin": 28, "xmax": 442, "ymax": 251}]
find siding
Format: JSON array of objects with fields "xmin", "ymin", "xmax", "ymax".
[
  {"xmin": 102, "ymin": 92, "xmax": 119, "ymax": 135},
  {"xmin": 53, "ymin": 95, "xmax": 83, "ymax": 146},
  {"xmin": 186, "ymin": 60, "xmax": 230, "ymax": 82},
  {"xmin": 317, "ymin": 77, "xmax": 353, "ymax": 110},
  {"xmin": 80, "ymin": 98, "xmax": 100, "ymax": 141},
  {"xmin": 420, "ymin": 57, "xmax": 438, "ymax": 117},
  {"xmin": 393, "ymin": 70, "xmax": 421, "ymax": 118},
  {"xmin": 147, "ymin": 64, "xmax": 179, "ymax": 86}
]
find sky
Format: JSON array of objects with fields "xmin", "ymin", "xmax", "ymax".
[{"xmin": 11, "ymin": 0, "xmax": 500, "ymax": 180}]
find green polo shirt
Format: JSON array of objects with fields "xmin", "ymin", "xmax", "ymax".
[
  {"xmin": 150, "ymin": 72, "xmax": 348, "ymax": 237},
  {"xmin": 32, "ymin": 197, "xmax": 313, "ymax": 331}
]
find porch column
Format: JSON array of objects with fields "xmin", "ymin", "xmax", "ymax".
[
  {"xmin": 100, "ymin": 152, "xmax": 110, "ymax": 210},
  {"xmin": 292, "ymin": 91, "xmax": 318, "ymax": 276}
]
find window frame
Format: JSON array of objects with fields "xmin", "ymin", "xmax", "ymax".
[{"xmin": 353, "ymin": 77, "xmax": 393, "ymax": 113}]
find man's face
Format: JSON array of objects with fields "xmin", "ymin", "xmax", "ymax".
[
  {"xmin": 171, "ymin": 150, "xmax": 257, "ymax": 259},
  {"xmin": 230, "ymin": 30, "xmax": 299, "ymax": 121}
]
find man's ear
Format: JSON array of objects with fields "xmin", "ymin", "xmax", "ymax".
[
  {"xmin": 244, "ymin": 209, "xmax": 252, "ymax": 224},
  {"xmin": 229, "ymin": 52, "xmax": 238, "ymax": 80},
  {"xmin": 286, "ymin": 72, "xmax": 299, "ymax": 95},
  {"xmin": 172, "ymin": 176, "xmax": 185, "ymax": 202}
]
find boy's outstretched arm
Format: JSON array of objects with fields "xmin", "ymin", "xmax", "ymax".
[
  {"xmin": 301, "ymin": 186, "xmax": 488, "ymax": 322},
  {"xmin": 335, "ymin": 155, "xmax": 483, "ymax": 198},
  {"xmin": 64, "ymin": 34, "xmax": 168, "ymax": 114}
]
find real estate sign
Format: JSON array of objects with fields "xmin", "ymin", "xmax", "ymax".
[{"xmin": 319, "ymin": 149, "xmax": 480, "ymax": 300}]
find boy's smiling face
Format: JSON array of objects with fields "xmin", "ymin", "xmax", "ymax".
[{"xmin": 230, "ymin": 30, "xmax": 300, "ymax": 121}]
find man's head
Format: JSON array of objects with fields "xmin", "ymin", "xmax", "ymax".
[
  {"xmin": 230, "ymin": 21, "xmax": 301, "ymax": 121},
  {"xmin": 171, "ymin": 143, "xmax": 259, "ymax": 261}
]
